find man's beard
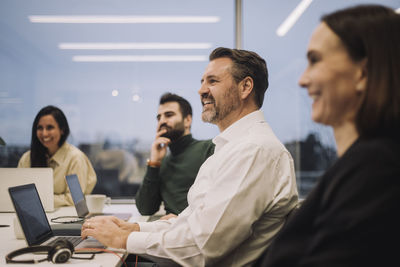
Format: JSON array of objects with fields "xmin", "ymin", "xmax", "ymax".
[
  {"xmin": 159, "ymin": 121, "xmax": 185, "ymax": 142},
  {"xmin": 201, "ymin": 86, "xmax": 240, "ymax": 124}
]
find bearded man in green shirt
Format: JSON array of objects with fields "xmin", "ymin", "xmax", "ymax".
[{"xmin": 135, "ymin": 92, "xmax": 215, "ymax": 217}]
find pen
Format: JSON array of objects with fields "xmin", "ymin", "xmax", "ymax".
[{"xmin": 0, "ymin": 225, "xmax": 10, "ymax": 227}]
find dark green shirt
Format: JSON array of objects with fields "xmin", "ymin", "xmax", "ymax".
[{"xmin": 135, "ymin": 134, "xmax": 215, "ymax": 215}]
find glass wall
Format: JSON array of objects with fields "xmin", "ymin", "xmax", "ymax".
[
  {"xmin": 1, "ymin": 0, "xmax": 399, "ymax": 198},
  {"xmin": 243, "ymin": 0, "xmax": 399, "ymax": 197},
  {"xmin": 0, "ymin": 0, "xmax": 233, "ymax": 197}
]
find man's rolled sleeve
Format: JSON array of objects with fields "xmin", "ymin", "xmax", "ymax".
[{"xmin": 127, "ymin": 231, "xmax": 151, "ymax": 254}]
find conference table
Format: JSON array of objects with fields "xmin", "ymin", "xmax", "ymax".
[{"xmin": 0, "ymin": 201, "xmax": 149, "ymax": 266}]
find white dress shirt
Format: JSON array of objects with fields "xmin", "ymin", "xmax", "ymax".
[{"xmin": 127, "ymin": 110, "xmax": 298, "ymax": 266}]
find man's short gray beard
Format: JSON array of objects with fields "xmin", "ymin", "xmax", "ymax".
[
  {"xmin": 201, "ymin": 83, "xmax": 241, "ymax": 125},
  {"xmin": 201, "ymin": 109, "xmax": 218, "ymax": 124},
  {"xmin": 201, "ymin": 102, "xmax": 238, "ymax": 124}
]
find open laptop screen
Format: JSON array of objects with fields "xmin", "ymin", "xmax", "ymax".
[
  {"xmin": 8, "ymin": 183, "xmax": 53, "ymax": 246},
  {"xmin": 0, "ymin": 168, "xmax": 54, "ymax": 212},
  {"xmin": 65, "ymin": 174, "xmax": 89, "ymax": 217}
]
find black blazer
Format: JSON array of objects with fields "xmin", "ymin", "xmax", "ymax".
[{"xmin": 258, "ymin": 136, "xmax": 400, "ymax": 267}]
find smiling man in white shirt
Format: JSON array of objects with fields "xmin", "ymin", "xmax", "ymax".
[{"xmin": 81, "ymin": 47, "xmax": 298, "ymax": 267}]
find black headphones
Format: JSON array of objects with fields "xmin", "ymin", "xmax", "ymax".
[{"xmin": 6, "ymin": 239, "xmax": 74, "ymax": 264}]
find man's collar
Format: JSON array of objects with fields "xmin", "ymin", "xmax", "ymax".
[
  {"xmin": 169, "ymin": 134, "xmax": 194, "ymax": 156},
  {"xmin": 213, "ymin": 110, "xmax": 265, "ymax": 149}
]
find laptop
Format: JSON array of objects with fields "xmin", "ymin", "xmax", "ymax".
[
  {"xmin": 8, "ymin": 183, "xmax": 104, "ymax": 250},
  {"xmin": 66, "ymin": 174, "xmax": 131, "ymax": 221},
  {"xmin": 0, "ymin": 168, "xmax": 54, "ymax": 212}
]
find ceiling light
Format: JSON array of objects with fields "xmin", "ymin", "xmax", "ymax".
[
  {"xmin": 29, "ymin": 15, "xmax": 220, "ymax": 24},
  {"xmin": 276, "ymin": 0, "xmax": 313, "ymax": 37},
  {"xmin": 0, "ymin": 98, "xmax": 23, "ymax": 104},
  {"xmin": 72, "ymin": 55, "xmax": 208, "ymax": 62},
  {"xmin": 59, "ymin": 42, "xmax": 212, "ymax": 50},
  {"xmin": 132, "ymin": 94, "xmax": 141, "ymax": 102},
  {"xmin": 111, "ymin": 90, "xmax": 119, "ymax": 97}
]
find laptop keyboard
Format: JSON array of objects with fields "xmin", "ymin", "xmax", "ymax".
[{"xmin": 48, "ymin": 236, "xmax": 82, "ymax": 247}]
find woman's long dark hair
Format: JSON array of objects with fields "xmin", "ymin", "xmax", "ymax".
[
  {"xmin": 30, "ymin": 105, "xmax": 70, "ymax": 167},
  {"xmin": 322, "ymin": 5, "xmax": 400, "ymax": 137}
]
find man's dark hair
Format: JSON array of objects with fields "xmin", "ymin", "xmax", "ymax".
[
  {"xmin": 159, "ymin": 93, "xmax": 193, "ymax": 118},
  {"xmin": 209, "ymin": 47, "xmax": 269, "ymax": 108}
]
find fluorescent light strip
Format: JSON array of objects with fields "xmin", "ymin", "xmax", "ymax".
[
  {"xmin": 72, "ymin": 55, "xmax": 208, "ymax": 62},
  {"xmin": 0, "ymin": 98, "xmax": 23, "ymax": 104},
  {"xmin": 29, "ymin": 15, "xmax": 220, "ymax": 24},
  {"xmin": 276, "ymin": 0, "xmax": 313, "ymax": 37},
  {"xmin": 59, "ymin": 42, "xmax": 212, "ymax": 50}
]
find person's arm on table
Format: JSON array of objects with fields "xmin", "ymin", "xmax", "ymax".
[
  {"xmin": 81, "ymin": 215, "xmax": 174, "ymax": 247},
  {"xmin": 55, "ymin": 154, "xmax": 97, "ymax": 207},
  {"xmin": 128, "ymin": 143, "xmax": 292, "ymax": 266},
  {"xmin": 135, "ymin": 167, "xmax": 163, "ymax": 215},
  {"xmin": 81, "ymin": 216, "xmax": 139, "ymax": 248},
  {"xmin": 71, "ymin": 153, "xmax": 97, "ymax": 195},
  {"xmin": 136, "ymin": 128, "xmax": 170, "ymax": 215}
]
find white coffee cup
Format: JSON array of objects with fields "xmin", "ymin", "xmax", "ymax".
[
  {"xmin": 13, "ymin": 216, "xmax": 24, "ymax": 239},
  {"xmin": 85, "ymin": 194, "xmax": 111, "ymax": 214}
]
